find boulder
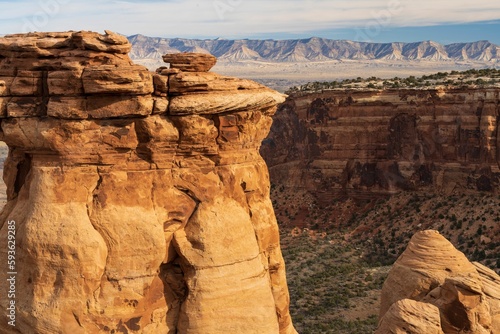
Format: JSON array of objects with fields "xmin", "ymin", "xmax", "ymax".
[
  {"xmin": 375, "ymin": 299, "xmax": 444, "ymax": 334},
  {"xmin": 378, "ymin": 230, "xmax": 500, "ymax": 334},
  {"xmin": 162, "ymin": 52, "xmax": 217, "ymax": 72}
]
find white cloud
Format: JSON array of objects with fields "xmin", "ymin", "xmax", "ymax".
[{"xmin": 0, "ymin": 0, "xmax": 499, "ymax": 38}]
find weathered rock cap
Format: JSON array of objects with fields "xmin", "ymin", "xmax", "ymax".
[
  {"xmin": 0, "ymin": 30, "xmax": 131, "ymax": 56},
  {"xmin": 163, "ymin": 52, "xmax": 217, "ymax": 72}
]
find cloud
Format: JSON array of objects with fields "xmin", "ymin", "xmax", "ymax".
[{"xmin": 0, "ymin": 0, "xmax": 499, "ymax": 39}]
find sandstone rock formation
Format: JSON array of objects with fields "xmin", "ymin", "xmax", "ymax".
[
  {"xmin": 0, "ymin": 31, "xmax": 296, "ymax": 334},
  {"xmin": 261, "ymin": 89, "xmax": 500, "ymax": 202},
  {"xmin": 377, "ymin": 230, "xmax": 500, "ymax": 333},
  {"xmin": 163, "ymin": 53, "xmax": 217, "ymax": 72},
  {"xmin": 376, "ymin": 299, "xmax": 444, "ymax": 334}
]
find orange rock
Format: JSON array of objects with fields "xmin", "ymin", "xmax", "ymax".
[
  {"xmin": 169, "ymin": 71, "xmax": 264, "ymax": 94},
  {"xmin": 375, "ymin": 299, "xmax": 444, "ymax": 334},
  {"xmin": 379, "ymin": 230, "xmax": 500, "ymax": 334},
  {"xmin": 81, "ymin": 65, "xmax": 153, "ymax": 95},
  {"xmin": 0, "ymin": 31, "xmax": 295, "ymax": 334},
  {"xmin": 262, "ymin": 89, "xmax": 500, "ymax": 201},
  {"xmin": 163, "ymin": 52, "xmax": 217, "ymax": 72}
]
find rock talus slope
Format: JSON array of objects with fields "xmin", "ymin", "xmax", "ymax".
[
  {"xmin": 0, "ymin": 31, "xmax": 296, "ymax": 334},
  {"xmin": 377, "ymin": 230, "xmax": 500, "ymax": 334}
]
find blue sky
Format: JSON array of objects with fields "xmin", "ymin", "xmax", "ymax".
[{"xmin": 1, "ymin": 0, "xmax": 500, "ymax": 44}]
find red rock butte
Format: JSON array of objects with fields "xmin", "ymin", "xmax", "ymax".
[{"xmin": 0, "ymin": 30, "xmax": 297, "ymax": 334}]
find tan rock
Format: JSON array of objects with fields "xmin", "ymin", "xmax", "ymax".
[
  {"xmin": 6, "ymin": 97, "xmax": 43, "ymax": 117},
  {"xmin": 152, "ymin": 96, "xmax": 169, "ymax": 114},
  {"xmin": 174, "ymin": 196, "xmax": 280, "ymax": 333},
  {"xmin": 86, "ymin": 95, "xmax": 153, "ymax": 118},
  {"xmin": 169, "ymin": 72, "xmax": 264, "ymax": 95},
  {"xmin": 47, "ymin": 95, "xmax": 154, "ymax": 119},
  {"xmin": 0, "ymin": 31, "xmax": 130, "ymax": 58},
  {"xmin": 474, "ymin": 262, "xmax": 500, "ymax": 331},
  {"xmin": 163, "ymin": 52, "xmax": 217, "ymax": 72},
  {"xmin": 159, "ymin": 68, "xmax": 182, "ymax": 76},
  {"xmin": 47, "ymin": 97, "xmax": 88, "ymax": 119},
  {"xmin": 1, "ymin": 118, "xmax": 140, "ymax": 165},
  {"xmin": 135, "ymin": 115, "xmax": 179, "ymax": 168},
  {"xmin": 9, "ymin": 71, "xmax": 42, "ymax": 96},
  {"xmin": 170, "ymin": 89, "xmax": 286, "ymax": 115},
  {"xmin": 172, "ymin": 114, "xmax": 219, "ymax": 156},
  {"xmin": 427, "ymin": 277, "xmax": 491, "ymax": 333},
  {"xmin": 380, "ymin": 230, "xmax": 478, "ymax": 316},
  {"xmin": 82, "ymin": 65, "xmax": 153, "ymax": 95},
  {"xmin": 72, "ymin": 30, "xmax": 131, "ymax": 54},
  {"xmin": 0, "ymin": 31, "xmax": 297, "ymax": 334},
  {"xmin": 0, "ymin": 34, "xmax": 57, "ymax": 58},
  {"xmin": 379, "ymin": 230, "xmax": 500, "ymax": 334},
  {"xmin": 153, "ymin": 74, "xmax": 169, "ymax": 95},
  {"xmin": 48, "ymin": 70, "xmax": 84, "ymax": 95},
  {"xmin": 0, "ymin": 97, "xmax": 9, "ymax": 117},
  {"xmin": 0, "ymin": 80, "xmax": 6, "ymax": 96},
  {"xmin": 375, "ymin": 299, "xmax": 444, "ymax": 334}
]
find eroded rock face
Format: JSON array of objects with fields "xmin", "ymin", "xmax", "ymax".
[
  {"xmin": 377, "ymin": 230, "xmax": 500, "ymax": 333},
  {"xmin": 0, "ymin": 31, "xmax": 295, "ymax": 334},
  {"xmin": 163, "ymin": 53, "xmax": 217, "ymax": 72},
  {"xmin": 376, "ymin": 299, "xmax": 444, "ymax": 334},
  {"xmin": 261, "ymin": 90, "xmax": 500, "ymax": 200}
]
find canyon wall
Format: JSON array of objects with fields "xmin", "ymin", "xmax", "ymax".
[
  {"xmin": 261, "ymin": 88, "xmax": 500, "ymax": 202},
  {"xmin": 0, "ymin": 31, "xmax": 296, "ymax": 334}
]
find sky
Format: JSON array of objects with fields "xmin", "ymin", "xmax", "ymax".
[{"xmin": 1, "ymin": 0, "xmax": 500, "ymax": 44}]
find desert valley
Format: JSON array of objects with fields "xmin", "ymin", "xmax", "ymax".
[{"xmin": 128, "ymin": 35, "xmax": 500, "ymax": 92}]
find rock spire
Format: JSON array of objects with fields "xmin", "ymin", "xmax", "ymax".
[{"xmin": 0, "ymin": 30, "xmax": 296, "ymax": 334}]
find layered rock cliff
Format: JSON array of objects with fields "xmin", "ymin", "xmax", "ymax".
[
  {"xmin": 377, "ymin": 230, "xmax": 500, "ymax": 333},
  {"xmin": 0, "ymin": 31, "xmax": 296, "ymax": 334},
  {"xmin": 261, "ymin": 88, "xmax": 500, "ymax": 202}
]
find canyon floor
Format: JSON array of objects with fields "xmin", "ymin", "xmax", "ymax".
[
  {"xmin": 280, "ymin": 229, "xmax": 388, "ymax": 333},
  {"xmin": 275, "ymin": 189, "xmax": 500, "ymax": 333}
]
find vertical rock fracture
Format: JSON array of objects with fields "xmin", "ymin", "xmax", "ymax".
[{"xmin": 0, "ymin": 30, "xmax": 297, "ymax": 334}]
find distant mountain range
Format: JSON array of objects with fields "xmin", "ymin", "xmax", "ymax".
[{"xmin": 128, "ymin": 35, "xmax": 500, "ymax": 63}]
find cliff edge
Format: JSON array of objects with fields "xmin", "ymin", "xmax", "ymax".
[
  {"xmin": 262, "ymin": 89, "xmax": 500, "ymax": 201},
  {"xmin": 0, "ymin": 31, "xmax": 296, "ymax": 334}
]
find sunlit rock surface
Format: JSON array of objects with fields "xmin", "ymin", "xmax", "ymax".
[
  {"xmin": 261, "ymin": 89, "xmax": 500, "ymax": 202},
  {"xmin": 377, "ymin": 230, "xmax": 500, "ymax": 333},
  {"xmin": 0, "ymin": 31, "xmax": 295, "ymax": 334}
]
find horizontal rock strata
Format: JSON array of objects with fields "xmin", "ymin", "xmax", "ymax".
[
  {"xmin": 261, "ymin": 89, "xmax": 500, "ymax": 201},
  {"xmin": 163, "ymin": 53, "xmax": 217, "ymax": 72},
  {"xmin": 0, "ymin": 31, "xmax": 295, "ymax": 334}
]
